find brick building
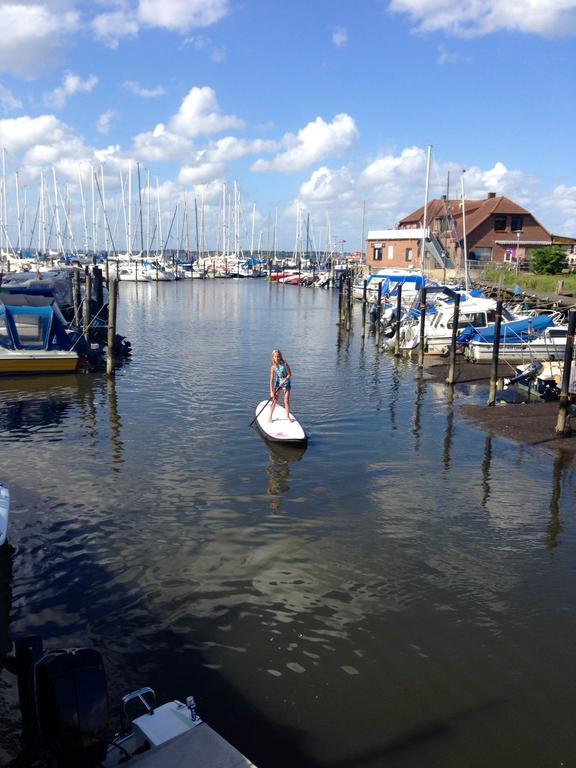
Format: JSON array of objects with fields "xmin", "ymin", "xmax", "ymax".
[{"xmin": 367, "ymin": 193, "xmax": 553, "ymax": 271}]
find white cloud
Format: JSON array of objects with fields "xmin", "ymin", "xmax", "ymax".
[
  {"xmin": 0, "ymin": 82, "xmax": 22, "ymax": 113},
  {"xmin": 97, "ymin": 109, "xmax": 117, "ymax": 135},
  {"xmin": 0, "ymin": 4, "xmax": 79, "ymax": 78},
  {"xmin": 437, "ymin": 44, "xmax": 470, "ymax": 65},
  {"xmin": 0, "ymin": 114, "xmax": 71, "ymax": 153},
  {"xmin": 44, "ymin": 72, "xmax": 98, "ymax": 108},
  {"xmin": 388, "ymin": 0, "xmax": 576, "ymax": 37},
  {"xmin": 332, "ymin": 27, "xmax": 348, "ymax": 46},
  {"xmin": 182, "ymin": 34, "xmax": 227, "ymax": 61},
  {"xmin": 132, "ymin": 122, "xmax": 193, "ymax": 162},
  {"xmin": 298, "ymin": 166, "xmax": 356, "ymax": 207},
  {"xmin": 138, "ymin": 0, "xmax": 230, "ymax": 31},
  {"xmin": 252, "ymin": 114, "xmax": 358, "ymax": 174},
  {"xmin": 177, "ymin": 137, "xmax": 275, "ymax": 186},
  {"xmin": 169, "ymin": 86, "xmax": 244, "ymax": 138},
  {"xmin": 543, "ymin": 185, "xmax": 576, "ymax": 233},
  {"xmin": 124, "ymin": 81, "xmax": 165, "ymax": 98},
  {"xmin": 91, "ymin": 9, "xmax": 139, "ymax": 49},
  {"xmin": 178, "ymin": 158, "xmax": 227, "ymax": 186}
]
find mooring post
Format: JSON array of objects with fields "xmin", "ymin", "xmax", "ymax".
[
  {"xmin": 338, "ymin": 271, "xmax": 344, "ymax": 323},
  {"xmin": 446, "ymin": 293, "xmax": 461, "ymax": 385},
  {"xmin": 394, "ymin": 284, "xmax": 403, "ymax": 357},
  {"xmin": 73, "ymin": 269, "xmax": 82, "ymax": 327},
  {"xmin": 362, "ymin": 279, "xmax": 367, "ymax": 304},
  {"xmin": 106, "ymin": 278, "xmax": 119, "ymax": 376},
  {"xmin": 555, "ymin": 309, "xmax": 576, "ymax": 434},
  {"xmin": 375, "ymin": 280, "xmax": 383, "ymax": 342},
  {"xmin": 83, "ymin": 269, "xmax": 92, "ymax": 344},
  {"xmin": 418, "ymin": 287, "xmax": 428, "ymax": 368},
  {"xmin": 487, "ymin": 299, "xmax": 504, "ymax": 406},
  {"xmin": 93, "ymin": 266, "xmax": 104, "ymax": 315}
]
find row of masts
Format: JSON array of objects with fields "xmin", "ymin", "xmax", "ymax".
[{"xmin": 0, "ymin": 157, "xmax": 361, "ymax": 264}]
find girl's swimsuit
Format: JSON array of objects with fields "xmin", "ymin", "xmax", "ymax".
[{"xmin": 274, "ymin": 363, "xmax": 291, "ymax": 390}]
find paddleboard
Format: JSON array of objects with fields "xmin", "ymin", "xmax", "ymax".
[{"xmin": 254, "ymin": 401, "xmax": 308, "ymax": 445}]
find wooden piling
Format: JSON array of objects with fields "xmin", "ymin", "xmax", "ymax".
[
  {"xmin": 73, "ymin": 269, "xmax": 82, "ymax": 327},
  {"xmin": 487, "ymin": 299, "xmax": 503, "ymax": 406},
  {"xmin": 376, "ymin": 280, "xmax": 383, "ymax": 342},
  {"xmin": 418, "ymin": 287, "xmax": 427, "ymax": 368},
  {"xmin": 555, "ymin": 310, "xmax": 576, "ymax": 434},
  {"xmin": 106, "ymin": 278, "xmax": 119, "ymax": 376},
  {"xmin": 362, "ymin": 279, "xmax": 367, "ymax": 304},
  {"xmin": 83, "ymin": 270, "xmax": 92, "ymax": 344},
  {"xmin": 93, "ymin": 266, "xmax": 104, "ymax": 314},
  {"xmin": 394, "ymin": 284, "xmax": 403, "ymax": 357},
  {"xmin": 446, "ymin": 293, "xmax": 461, "ymax": 384}
]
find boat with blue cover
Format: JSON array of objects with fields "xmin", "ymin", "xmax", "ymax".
[{"xmin": 0, "ymin": 302, "xmax": 83, "ymax": 375}]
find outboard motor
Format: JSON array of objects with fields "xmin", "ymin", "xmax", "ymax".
[{"xmin": 14, "ymin": 636, "xmax": 110, "ymax": 767}]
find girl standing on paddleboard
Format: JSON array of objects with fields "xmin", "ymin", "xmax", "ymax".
[{"xmin": 269, "ymin": 349, "xmax": 293, "ymax": 422}]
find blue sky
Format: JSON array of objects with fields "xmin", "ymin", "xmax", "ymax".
[{"xmin": 0, "ymin": 0, "xmax": 575, "ymax": 254}]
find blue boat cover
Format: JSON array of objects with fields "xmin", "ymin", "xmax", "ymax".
[
  {"xmin": 0, "ymin": 304, "xmax": 74, "ymax": 351},
  {"xmin": 457, "ymin": 315, "xmax": 554, "ymax": 344}
]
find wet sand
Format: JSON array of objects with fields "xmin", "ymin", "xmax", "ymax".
[{"xmin": 424, "ymin": 359, "xmax": 576, "ymax": 456}]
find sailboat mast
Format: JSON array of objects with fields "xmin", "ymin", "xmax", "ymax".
[
  {"xmin": 419, "ymin": 144, "xmax": 432, "ymax": 270},
  {"xmin": 15, "ymin": 171, "xmax": 21, "ymax": 252},
  {"xmin": 460, "ymin": 170, "xmax": 469, "ymax": 291}
]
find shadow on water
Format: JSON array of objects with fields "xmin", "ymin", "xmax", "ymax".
[{"xmin": 2, "ymin": 536, "xmax": 505, "ymax": 768}]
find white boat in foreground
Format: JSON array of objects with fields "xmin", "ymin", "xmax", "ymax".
[
  {"xmin": 0, "ymin": 482, "xmax": 9, "ymax": 545},
  {"xmin": 254, "ymin": 401, "xmax": 308, "ymax": 445},
  {"xmin": 10, "ymin": 636, "xmax": 257, "ymax": 767}
]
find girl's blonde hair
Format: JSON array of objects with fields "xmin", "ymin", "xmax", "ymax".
[{"xmin": 271, "ymin": 349, "xmax": 284, "ymax": 365}]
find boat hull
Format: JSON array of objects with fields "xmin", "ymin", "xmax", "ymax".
[{"xmin": 0, "ymin": 350, "xmax": 79, "ymax": 375}]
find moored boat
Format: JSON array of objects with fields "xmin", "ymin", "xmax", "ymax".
[
  {"xmin": 0, "ymin": 303, "xmax": 82, "ymax": 375},
  {"xmin": 0, "ymin": 482, "xmax": 9, "ymax": 546}
]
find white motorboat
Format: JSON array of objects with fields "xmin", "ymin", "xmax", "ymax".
[
  {"xmin": 0, "ymin": 482, "xmax": 9, "ymax": 546},
  {"xmin": 397, "ymin": 292, "xmax": 517, "ymax": 355},
  {"xmin": 9, "ymin": 636, "xmax": 257, "ymax": 768}
]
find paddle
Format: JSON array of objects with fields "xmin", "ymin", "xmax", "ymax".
[{"xmin": 249, "ymin": 379, "xmax": 286, "ymax": 427}]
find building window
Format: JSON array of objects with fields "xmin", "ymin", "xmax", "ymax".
[
  {"xmin": 470, "ymin": 247, "xmax": 492, "ymax": 262},
  {"xmin": 388, "ymin": 245, "xmax": 394, "ymax": 260},
  {"xmin": 511, "ymin": 215, "xmax": 523, "ymax": 231},
  {"xmin": 373, "ymin": 247, "xmax": 382, "ymax": 261},
  {"xmin": 494, "ymin": 215, "xmax": 507, "ymax": 231},
  {"xmin": 405, "ymin": 247, "xmax": 413, "ymax": 262}
]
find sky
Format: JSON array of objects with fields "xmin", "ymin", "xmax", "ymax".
[{"xmin": 0, "ymin": 0, "xmax": 575, "ymax": 255}]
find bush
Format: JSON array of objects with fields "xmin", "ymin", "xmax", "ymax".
[{"xmin": 530, "ymin": 246, "xmax": 568, "ymax": 275}]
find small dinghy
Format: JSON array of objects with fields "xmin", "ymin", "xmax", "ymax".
[
  {"xmin": 0, "ymin": 483, "xmax": 9, "ymax": 546},
  {"xmin": 254, "ymin": 400, "xmax": 308, "ymax": 446}
]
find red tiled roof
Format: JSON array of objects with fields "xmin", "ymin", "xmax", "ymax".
[{"xmin": 399, "ymin": 195, "xmax": 549, "ymax": 239}]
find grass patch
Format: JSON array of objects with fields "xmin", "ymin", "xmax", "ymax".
[{"xmin": 480, "ymin": 267, "xmax": 576, "ymax": 294}]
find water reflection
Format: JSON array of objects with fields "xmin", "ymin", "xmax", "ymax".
[
  {"xmin": 0, "ymin": 375, "xmax": 103, "ymax": 441},
  {"xmin": 107, "ymin": 378, "xmax": 124, "ymax": 473},
  {"xmin": 442, "ymin": 388, "xmax": 455, "ymax": 473},
  {"xmin": 547, "ymin": 451, "xmax": 572, "ymax": 550},
  {"xmin": 481, "ymin": 435, "xmax": 493, "ymax": 509},
  {"xmin": 266, "ymin": 442, "xmax": 307, "ymax": 510},
  {"xmin": 412, "ymin": 371, "xmax": 427, "ymax": 451}
]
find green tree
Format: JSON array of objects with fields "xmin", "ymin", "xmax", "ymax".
[{"xmin": 530, "ymin": 245, "xmax": 568, "ymax": 274}]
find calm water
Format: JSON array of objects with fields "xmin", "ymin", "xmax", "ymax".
[{"xmin": 1, "ymin": 280, "xmax": 575, "ymax": 767}]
